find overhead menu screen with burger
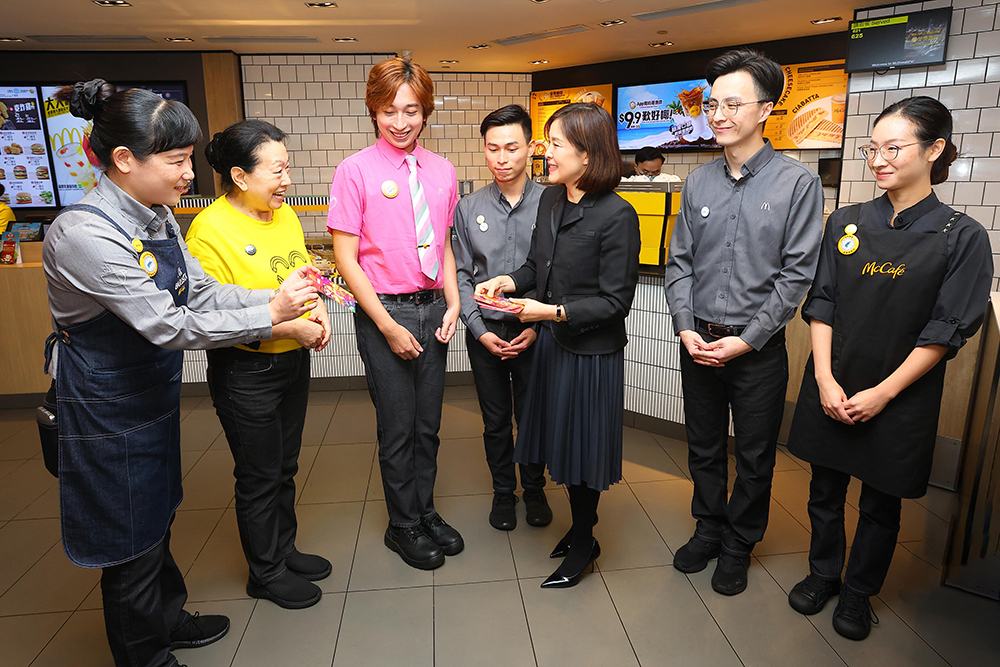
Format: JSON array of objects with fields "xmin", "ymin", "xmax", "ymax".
[
  {"xmin": 617, "ymin": 79, "xmax": 720, "ymax": 151},
  {"xmin": 847, "ymin": 8, "xmax": 951, "ymax": 73},
  {"xmin": 0, "ymin": 86, "xmax": 56, "ymax": 208}
]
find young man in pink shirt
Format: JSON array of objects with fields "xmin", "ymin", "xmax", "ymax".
[{"xmin": 329, "ymin": 57, "xmax": 463, "ymax": 570}]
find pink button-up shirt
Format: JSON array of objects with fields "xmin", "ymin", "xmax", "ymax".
[{"xmin": 327, "ymin": 136, "xmax": 458, "ymax": 294}]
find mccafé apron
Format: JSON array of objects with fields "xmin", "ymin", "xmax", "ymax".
[
  {"xmin": 788, "ymin": 205, "xmax": 960, "ymax": 499},
  {"xmin": 45, "ymin": 204, "xmax": 189, "ymax": 567}
]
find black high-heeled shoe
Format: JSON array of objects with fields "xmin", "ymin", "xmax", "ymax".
[
  {"xmin": 548, "ymin": 514, "xmax": 600, "ymax": 559},
  {"xmin": 541, "ymin": 539, "xmax": 601, "ymax": 589}
]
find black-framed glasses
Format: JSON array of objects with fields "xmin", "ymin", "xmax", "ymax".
[
  {"xmin": 701, "ymin": 99, "xmax": 765, "ymax": 117},
  {"xmin": 858, "ymin": 140, "xmax": 934, "ymax": 162}
]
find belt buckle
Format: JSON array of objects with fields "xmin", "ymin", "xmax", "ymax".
[{"xmin": 707, "ymin": 323, "xmax": 733, "ymax": 338}]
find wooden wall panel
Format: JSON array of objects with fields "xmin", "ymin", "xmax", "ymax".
[{"xmin": 201, "ymin": 52, "xmax": 244, "ymax": 197}]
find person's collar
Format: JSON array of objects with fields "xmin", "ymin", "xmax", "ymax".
[
  {"xmin": 97, "ymin": 175, "xmax": 166, "ymax": 233},
  {"xmin": 491, "ymin": 174, "xmax": 531, "ymax": 209},
  {"xmin": 376, "ymin": 135, "xmax": 422, "ymax": 169},
  {"xmin": 723, "ymin": 138, "xmax": 774, "ymax": 180},
  {"xmin": 876, "ymin": 190, "xmax": 940, "ymax": 229}
]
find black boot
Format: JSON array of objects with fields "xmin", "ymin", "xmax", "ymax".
[{"xmin": 384, "ymin": 525, "xmax": 445, "ymax": 570}]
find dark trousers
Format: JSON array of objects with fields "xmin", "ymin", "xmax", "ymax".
[
  {"xmin": 807, "ymin": 463, "xmax": 902, "ymax": 596},
  {"xmin": 101, "ymin": 527, "xmax": 187, "ymax": 667},
  {"xmin": 466, "ymin": 323, "xmax": 546, "ymax": 494},
  {"xmin": 355, "ymin": 296, "xmax": 448, "ymax": 528},
  {"xmin": 679, "ymin": 329, "xmax": 788, "ymax": 557},
  {"xmin": 206, "ymin": 346, "xmax": 310, "ymax": 584}
]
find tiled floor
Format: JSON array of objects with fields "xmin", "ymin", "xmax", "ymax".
[{"xmin": 2, "ymin": 386, "xmax": 1000, "ymax": 666}]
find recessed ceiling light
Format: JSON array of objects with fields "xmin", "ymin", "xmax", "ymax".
[
  {"xmin": 468, "ymin": 44, "xmax": 490, "ymax": 50},
  {"xmin": 93, "ymin": 0, "xmax": 131, "ymax": 6},
  {"xmin": 0, "ymin": 37, "xmax": 24, "ymax": 42},
  {"xmin": 305, "ymin": 2, "xmax": 337, "ymax": 7},
  {"xmin": 439, "ymin": 59, "xmax": 460, "ymax": 64},
  {"xmin": 656, "ymin": 30, "xmax": 669, "ymax": 35},
  {"xmin": 598, "ymin": 19, "xmax": 626, "ymax": 27},
  {"xmin": 811, "ymin": 17, "xmax": 842, "ymax": 25},
  {"xmin": 648, "ymin": 41, "xmax": 673, "ymax": 48},
  {"xmin": 529, "ymin": 59, "xmax": 549, "ymax": 65},
  {"xmin": 529, "ymin": 0, "xmax": 551, "ymax": 3},
  {"xmin": 165, "ymin": 37, "xmax": 194, "ymax": 43},
  {"xmin": 332, "ymin": 37, "xmax": 357, "ymax": 42}
]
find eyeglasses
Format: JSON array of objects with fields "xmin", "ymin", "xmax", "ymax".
[
  {"xmin": 858, "ymin": 140, "xmax": 933, "ymax": 162},
  {"xmin": 701, "ymin": 99, "xmax": 765, "ymax": 117}
]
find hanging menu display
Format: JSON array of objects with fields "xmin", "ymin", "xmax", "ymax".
[
  {"xmin": 847, "ymin": 8, "xmax": 951, "ymax": 73},
  {"xmin": 0, "ymin": 86, "xmax": 56, "ymax": 208},
  {"xmin": 41, "ymin": 86, "xmax": 102, "ymax": 207},
  {"xmin": 764, "ymin": 60, "xmax": 848, "ymax": 150},
  {"xmin": 616, "ymin": 79, "xmax": 719, "ymax": 151},
  {"xmin": 530, "ymin": 85, "xmax": 613, "ymax": 141}
]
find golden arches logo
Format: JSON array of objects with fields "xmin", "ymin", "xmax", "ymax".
[{"xmin": 50, "ymin": 127, "xmax": 85, "ymax": 149}]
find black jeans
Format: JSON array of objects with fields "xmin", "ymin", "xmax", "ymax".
[
  {"xmin": 101, "ymin": 526, "xmax": 187, "ymax": 667},
  {"xmin": 206, "ymin": 346, "xmax": 310, "ymax": 585},
  {"xmin": 679, "ymin": 328, "xmax": 788, "ymax": 557},
  {"xmin": 807, "ymin": 463, "xmax": 902, "ymax": 596},
  {"xmin": 466, "ymin": 323, "xmax": 546, "ymax": 494},
  {"xmin": 355, "ymin": 295, "xmax": 448, "ymax": 528}
]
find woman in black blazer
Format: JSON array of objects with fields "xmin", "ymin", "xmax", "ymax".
[{"xmin": 478, "ymin": 103, "xmax": 640, "ymax": 588}]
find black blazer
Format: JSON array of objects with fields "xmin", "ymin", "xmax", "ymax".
[{"xmin": 510, "ymin": 184, "xmax": 640, "ymax": 355}]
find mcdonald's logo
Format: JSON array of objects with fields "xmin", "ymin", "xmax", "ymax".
[{"xmin": 50, "ymin": 127, "xmax": 85, "ymax": 148}]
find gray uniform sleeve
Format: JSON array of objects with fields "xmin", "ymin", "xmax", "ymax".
[
  {"xmin": 664, "ymin": 184, "xmax": 697, "ymax": 334},
  {"xmin": 453, "ymin": 198, "xmax": 488, "ymax": 340}
]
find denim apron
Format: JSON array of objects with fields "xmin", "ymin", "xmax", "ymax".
[
  {"xmin": 788, "ymin": 206, "xmax": 960, "ymax": 499},
  {"xmin": 45, "ymin": 204, "xmax": 189, "ymax": 567}
]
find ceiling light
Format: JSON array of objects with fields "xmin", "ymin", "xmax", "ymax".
[
  {"xmin": 440, "ymin": 59, "xmax": 460, "ymax": 64},
  {"xmin": 0, "ymin": 37, "xmax": 24, "ymax": 42},
  {"xmin": 495, "ymin": 24, "xmax": 590, "ymax": 46},
  {"xmin": 634, "ymin": 0, "xmax": 765, "ymax": 21},
  {"xmin": 333, "ymin": 37, "xmax": 357, "ymax": 42},
  {"xmin": 93, "ymin": 0, "xmax": 132, "ymax": 6},
  {"xmin": 648, "ymin": 41, "xmax": 673, "ymax": 48},
  {"xmin": 305, "ymin": 2, "xmax": 337, "ymax": 7},
  {"xmin": 468, "ymin": 44, "xmax": 490, "ymax": 50},
  {"xmin": 529, "ymin": 59, "xmax": 549, "ymax": 65},
  {"xmin": 530, "ymin": 0, "xmax": 551, "ymax": 3},
  {"xmin": 599, "ymin": 19, "xmax": 626, "ymax": 27},
  {"xmin": 165, "ymin": 37, "xmax": 194, "ymax": 43},
  {"xmin": 657, "ymin": 30, "xmax": 669, "ymax": 35},
  {"xmin": 811, "ymin": 17, "xmax": 842, "ymax": 24}
]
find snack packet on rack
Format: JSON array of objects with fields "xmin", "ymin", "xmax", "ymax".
[
  {"xmin": 473, "ymin": 293, "xmax": 524, "ymax": 314},
  {"xmin": 306, "ymin": 268, "xmax": 356, "ymax": 312}
]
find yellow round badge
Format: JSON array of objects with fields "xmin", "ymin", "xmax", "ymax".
[
  {"xmin": 381, "ymin": 180, "xmax": 399, "ymax": 198},
  {"xmin": 140, "ymin": 251, "xmax": 158, "ymax": 277},
  {"xmin": 838, "ymin": 234, "xmax": 859, "ymax": 256},
  {"xmin": 131, "ymin": 238, "xmax": 144, "ymax": 253}
]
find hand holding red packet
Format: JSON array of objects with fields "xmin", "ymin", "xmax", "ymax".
[
  {"xmin": 473, "ymin": 293, "xmax": 524, "ymax": 314},
  {"xmin": 305, "ymin": 267, "xmax": 357, "ymax": 312}
]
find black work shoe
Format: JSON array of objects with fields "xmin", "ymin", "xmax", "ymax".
[
  {"xmin": 672, "ymin": 535, "xmax": 722, "ymax": 573},
  {"xmin": 246, "ymin": 570, "xmax": 322, "ymax": 609},
  {"xmin": 711, "ymin": 553, "xmax": 750, "ymax": 596},
  {"xmin": 832, "ymin": 587, "xmax": 878, "ymax": 640},
  {"xmin": 286, "ymin": 549, "xmax": 332, "ymax": 581},
  {"xmin": 490, "ymin": 492, "xmax": 518, "ymax": 531},
  {"xmin": 789, "ymin": 573, "xmax": 841, "ymax": 615},
  {"xmin": 384, "ymin": 525, "xmax": 445, "ymax": 569},
  {"xmin": 170, "ymin": 611, "xmax": 230, "ymax": 649},
  {"xmin": 421, "ymin": 513, "xmax": 465, "ymax": 555},
  {"xmin": 522, "ymin": 488, "xmax": 553, "ymax": 527}
]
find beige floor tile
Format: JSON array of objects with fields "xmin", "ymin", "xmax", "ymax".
[
  {"xmin": 29, "ymin": 609, "xmax": 113, "ymax": 667},
  {"xmin": 444, "ymin": 384, "xmax": 480, "ymax": 401},
  {"xmin": 0, "ymin": 517, "xmax": 61, "ymax": 595},
  {"xmin": 621, "ymin": 427, "xmax": 686, "ymax": 483},
  {"xmin": 178, "ymin": 450, "xmax": 236, "ymax": 511},
  {"xmin": 0, "ymin": 459, "xmax": 24, "ymax": 481},
  {"xmin": 231, "ymin": 593, "xmax": 345, "ymax": 667},
  {"xmin": 300, "ymin": 401, "xmax": 336, "ymax": 448},
  {"xmin": 753, "ymin": 499, "xmax": 812, "ymax": 556},
  {"xmin": 0, "ymin": 458, "xmax": 57, "ymax": 521},
  {"xmin": 652, "ymin": 434, "xmax": 691, "ymax": 479},
  {"xmin": 603, "ymin": 566, "xmax": 742, "ymax": 667},
  {"xmin": 507, "ymin": 491, "xmax": 573, "ymax": 580},
  {"xmin": 629, "ymin": 478, "xmax": 698, "ymax": 555},
  {"xmin": 759, "ymin": 552, "xmax": 951, "ymax": 667},
  {"xmin": 347, "ymin": 501, "xmax": 434, "ymax": 591},
  {"xmin": 521, "ymin": 572, "xmax": 639, "ymax": 667},
  {"xmin": 207, "ymin": 429, "xmax": 230, "ymax": 451},
  {"xmin": 183, "ymin": 508, "xmax": 252, "ymax": 602},
  {"xmin": 179, "ymin": 408, "xmax": 224, "ymax": 451},
  {"xmin": 366, "ymin": 450, "xmax": 385, "ymax": 501},
  {"xmin": 898, "ymin": 498, "xmax": 950, "ymax": 545},
  {"xmin": 295, "ymin": 445, "xmax": 320, "ymax": 503},
  {"xmin": 179, "ymin": 394, "xmax": 210, "ymax": 414},
  {"xmin": 432, "ymin": 494, "xmax": 517, "ymax": 586},
  {"xmin": 770, "ymin": 467, "xmax": 861, "ymax": 545},
  {"xmin": 913, "ymin": 486, "xmax": 959, "ymax": 522},
  {"xmin": 173, "ymin": 598, "xmax": 256, "ymax": 667},
  {"xmin": 0, "ymin": 542, "xmax": 100, "ymax": 615},
  {"xmin": 323, "ymin": 398, "xmax": 376, "ymax": 444},
  {"xmin": 299, "ymin": 444, "xmax": 375, "ymax": 504},
  {"xmin": 14, "ymin": 483, "xmax": 59, "ymax": 520},
  {"xmin": 0, "ymin": 423, "xmax": 42, "ymax": 461},
  {"xmin": 434, "ymin": 437, "xmax": 495, "ymax": 497},
  {"xmin": 306, "ymin": 390, "xmax": 343, "ymax": 406},
  {"xmin": 0, "ymin": 410, "xmax": 35, "ymax": 423},
  {"xmin": 293, "ymin": 501, "xmax": 364, "ymax": 594},
  {"xmin": 0, "ymin": 611, "xmax": 71, "ymax": 667},
  {"xmin": 591, "ymin": 483, "xmax": 672, "ymax": 571},
  {"xmin": 774, "ymin": 446, "xmax": 806, "ymax": 472},
  {"xmin": 687, "ymin": 560, "xmax": 847, "ymax": 667},
  {"xmin": 439, "ymin": 400, "xmax": 485, "ymax": 440},
  {"xmin": 333, "ymin": 587, "xmax": 433, "ymax": 667},
  {"xmin": 434, "ymin": 580, "xmax": 534, "ymax": 667},
  {"xmin": 180, "ymin": 448, "xmax": 205, "ymax": 478}
]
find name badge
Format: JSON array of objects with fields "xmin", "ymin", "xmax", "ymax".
[
  {"xmin": 381, "ymin": 180, "xmax": 399, "ymax": 198},
  {"xmin": 140, "ymin": 251, "xmax": 158, "ymax": 277},
  {"xmin": 838, "ymin": 223, "xmax": 859, "ymax": 256}
]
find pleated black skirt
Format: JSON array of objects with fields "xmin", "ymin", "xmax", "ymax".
[{"xmin": 514, "ymin": 326, "xmax": 624, "ymax": 491}]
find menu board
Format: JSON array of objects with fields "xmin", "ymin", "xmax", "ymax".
[
  {"xmin": 0, "ymin": 86, "xmax": 56, "ymax": 208},
  {"xmin": 41, "ymin": 86, "xmax": 102, "ymax": 207},
  {"xmin": 764, "ymin": 60, "xmax": 847, "ymax": 151},
  {"xmin": 617, "ymin": 79, "xmax": 719, "ymax": 151},
  {"xmin": 847, "ymin": 8, "xmax": 951, "ymax": 73},
  {"xmin": 530, "ymin": 85, "xmax": 613, "ymax": 142}
]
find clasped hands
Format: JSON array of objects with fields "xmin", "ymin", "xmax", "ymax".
[
  {"xmin": 679, "ymin": 329, "xmax": 751, "ymax": 367},
  {"xmin": 817, "ymin": 375, "xmax": 892, "ymax": 425}
]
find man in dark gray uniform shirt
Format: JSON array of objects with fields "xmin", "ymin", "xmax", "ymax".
[
  {"xmin": 453, "ymin": 105, "xmax": 552, "ymax": 530},
  {"xmin": 665, "ymin": 49, "xmax": 824, "ymax": 595}
]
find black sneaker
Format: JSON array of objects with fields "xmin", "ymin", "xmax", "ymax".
[
  {"xmin": 832, "ymin": 587, "xmax": 878, "ymax": 640},
  {"xmin": 170, "ymin": 611, "xmax": 230, "ymax": 649},
  {"xmin": 286, "ymin": 549, "xmax": 332, "ymax": 581},
  {"xmin": 522, "ymin": 488, "xmax": 553, "ymax": 527},
  {"xmin": 672, "ymin": 535, "xmax": 722, "ymax": 573},
  {"xmin": 788, "ymin": 573, "xmax": 841, "ymax": 615},
  {"xmin": 490, "ymin": 492, "xmax": 518, "ymax": 531},
  {"xmin": 711, "ymin": 552, "xmax": 750, "ymax": 596},
  {"xmin": 385, "ymin": 525, "xmax": 445, "ymax": 569},
  {"xmin": 246, "ymin": 570, "xmax": 322, "ymax": 609},
  {"xmin": 421, "ymin": 513, "xmax": 465, "ymax": 555}
]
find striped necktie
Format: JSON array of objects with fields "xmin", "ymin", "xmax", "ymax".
[{"xmin": 405, "ymin": 154, "xmax": 438, "ymax": 281}]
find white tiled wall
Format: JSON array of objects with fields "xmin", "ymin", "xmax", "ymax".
[{"xmin": 842, "ymin": 0, "xmax": 1000, "ymax": 288}]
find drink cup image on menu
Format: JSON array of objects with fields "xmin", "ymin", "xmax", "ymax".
[{"xmin": 56, "ymin": 142, "xmax": 99, "ymax": 193}]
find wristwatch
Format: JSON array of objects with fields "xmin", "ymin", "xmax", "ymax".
[{"xmin": 554, "ymin": 305, "xmax": 565, "ymax": 322}]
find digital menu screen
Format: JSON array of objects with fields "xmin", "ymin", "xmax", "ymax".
[
  {"xmin": 41, "ymin": 86, "xmax": 102, "ymax": 207},
  {"xmin": 765, "ymin": 60, "xmax": 847, "ymax": 150},
  {"xmin": 847, "ymin": 8, "xmax": 951, "ymax": 73},
  {"xmin": 530, "ymin": 85, "xmax": 613, "ymax": 144},
  {"xmin": 617, "ymin": 79, "xmax": 719, "ymax": 151},
  {"xmin": 0, "ymin": 86, "xmax": 57, "ymax": 208}
]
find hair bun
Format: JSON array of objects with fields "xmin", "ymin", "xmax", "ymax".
[
  {"xmin": 205, "ymin": 133, "xmax": 225, "ymax": 173},
  {"xmin": 69, "ymin": 79, "xmax": 110, "ymax": 121}
]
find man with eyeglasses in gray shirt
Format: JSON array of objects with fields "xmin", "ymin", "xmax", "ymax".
[
  {"xmin": 665, "ymin": 48, "xmax": 824, "ymax": 596},
  {"xmin": 453, "ymin": 104, "xmax": 552, "ymax": 531}
]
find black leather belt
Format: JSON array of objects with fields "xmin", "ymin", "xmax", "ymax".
[
  {"xmin": 696, "ymin": 318, "xmax": 746, "ymax": 338},
  {"xmin": 378, "ymin": 289, "xmax": 444, "ymax": 304}
]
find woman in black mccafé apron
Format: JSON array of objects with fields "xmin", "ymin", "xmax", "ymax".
[
  {"xmin": 785, "ymin": 97, "xmax": 992, "ymax": 641},
  {"xmin": 43, "ymin": 80, "xmax": 318, "ymax": 667}
]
